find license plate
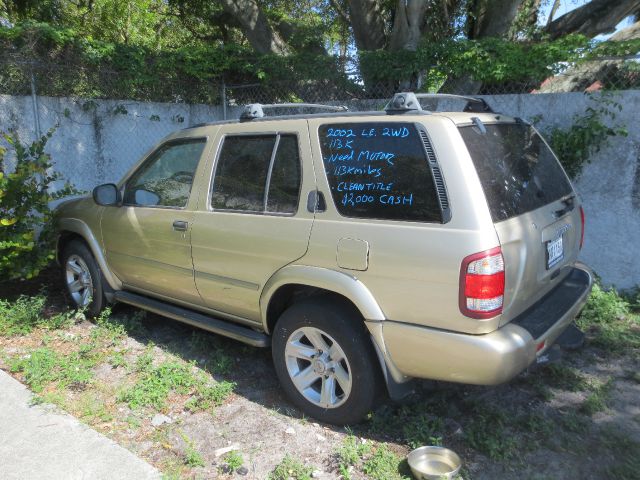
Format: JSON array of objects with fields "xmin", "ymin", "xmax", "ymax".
[{"xmin": 546, "ymin": 235, "xmax": 564, "ymax": 269}]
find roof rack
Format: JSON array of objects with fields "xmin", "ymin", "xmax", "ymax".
[
  {"xmin": 240, "ymin": 103, "xmax": 349, "ymax": 121},
  {"xmin": 384, "ymin": 92, "xmax": 494, "ymax": 114}
]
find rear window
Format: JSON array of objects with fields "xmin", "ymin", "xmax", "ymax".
[
  {"xmin": 459, "ymin": 123, "xmax": 573, "ymax": 222},
  {"xmin": 318, "ymin": 122, "xmax": 442, "ymax": 222}
]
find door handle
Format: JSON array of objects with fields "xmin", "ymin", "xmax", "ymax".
[{"xmin": 173, "ymin": 220, "xmax": 188, "ymax": 231}]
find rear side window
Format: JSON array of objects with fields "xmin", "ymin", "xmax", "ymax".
[
  {"xmin": 211, "ymin": 134, "xmax": 301, "ymax": 214},
  {"xmin": 459, "ymin": 123, "xmax": 573, "ymax": 222},
  {"xmin": 318, "ymin": 122, "xmax": 442, "ymax": 222}
]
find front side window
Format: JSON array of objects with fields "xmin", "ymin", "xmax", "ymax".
[
  {"xmin": 123, "ymin": 139, "xmax": 206, "ymax": 208},
  {"xmin": 319, "ymin": 122, "xmax": 442, "ymax": 222},
  {"xmin": 211, "ymin": 134, "xmax": 301, "ymax": 214}
]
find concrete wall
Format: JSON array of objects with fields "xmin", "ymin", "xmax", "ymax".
[{"xmin": 1, "ymin": 92, "xmax": 639, "ymax": 288}]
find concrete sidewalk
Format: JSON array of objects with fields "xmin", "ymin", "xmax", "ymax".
[{"xmin": 0, "ymin": 370, "xmax": 161, "ymax": 480}]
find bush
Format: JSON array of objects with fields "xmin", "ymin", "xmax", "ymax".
[{"xmin": 0, "ymin": 129, "xmax": 76, "ymax": 280}]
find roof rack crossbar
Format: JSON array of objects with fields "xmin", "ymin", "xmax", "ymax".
[
  {"xmin": 240, "ymin": 103, "xmax": 348, "ymax": 120},
  {"xmin": 413, "ymin": 93, "xmax": 494, "ymax": 113},
  {"xmin": 384, "ymin": 92, "xmax": 494, "ymax": 114}
]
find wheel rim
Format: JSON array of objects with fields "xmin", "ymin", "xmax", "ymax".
[
  {"xmin": 285, "ymin": 326, "xmax": 352, "ymax": 409},
  {"xmin": 65, "ymin": 255, "xmax": 93, "ymax": 308}
]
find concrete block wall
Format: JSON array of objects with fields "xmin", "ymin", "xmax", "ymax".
[{"xmin": 0, "ymin": 91, "xmax": 638, "ymax": 288}]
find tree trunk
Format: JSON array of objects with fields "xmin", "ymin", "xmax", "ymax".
[
  {"xmin": 346, "ymin": 0, "xmax": 387, "ymax": 51},
  {"xmin": 545, "ymin": 0, "xmax": 640, "ymax": 40},
  {"xmin": 218, "ymin": 0, "xmax": 289, "ymax": 55},
  {"xmin": 468, "ymin": 0, "xmax": 526, "ymax": 38}
]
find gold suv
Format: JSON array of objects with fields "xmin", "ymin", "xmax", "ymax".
[{"xmin": 55, "ymin": 93, "xmax": 593, "ymax": 425}]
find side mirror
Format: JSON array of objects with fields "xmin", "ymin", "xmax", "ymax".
[{"xmin": 93, "ymin": 183, "xmax": 121, "ymax": 206}]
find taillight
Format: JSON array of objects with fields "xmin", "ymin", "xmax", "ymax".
[
  {"xmin": 579, "ymin": 206, "xmax": 585, "ymax": 250},
  {"xmin": 459, "ymin": 247, "xmax": 505, "ymax": 319}
]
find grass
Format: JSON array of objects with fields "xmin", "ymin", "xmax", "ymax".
[
  {"xmin": 362, "ymin": 444, "xmax": 409, "ymax": 480},
  {"xmin": 462, "ymin": 402, "xmax": 519, "ymax": 460},
  {"xmin": 268, "ymin": 455, "xmax": 314, "ymax": 480},
  {"xmin": 580, "ymin": 378, "xmax": 614, "ymax": 415},
  {"xmin": 577, "ymin": 283, "xmax": 640, "ymax": 354},
  {"xmin": 221, "ymin": 450, "xmax": 244, "ymax": 472},
  {"xmin": 601, "ymin": 428, "xmax": 640, "ymax": 479},
  {"xmin": 179, "ymin": 432, "xmax": 205, "ymax": 468},
  {"xmin": 0, "ymin": 295, "xmax": 76, "ymax": 336}
]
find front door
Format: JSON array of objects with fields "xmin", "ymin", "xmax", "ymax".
[
  {"xmin": 101, "ymin": 138, "xmax": 207, "ymax": 304},
  {"xmin": 190, "ymin": 121, "xmax": 315, "ymax": 323}
]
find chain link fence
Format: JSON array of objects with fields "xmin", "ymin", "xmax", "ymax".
[{"xmin": 1, "ymin": 52, "xmax": 639, "ymax": 190}]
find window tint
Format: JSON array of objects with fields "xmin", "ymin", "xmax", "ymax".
[
  {"xmin": 123, "ymin": 139, "xmax": 205, "ymax": 207},
  {"xmin": 211, "ymin": 134, "xmax": 301, "ymax": 214},
  {"xmin": 267, "ymin": 135, "xmax": 301, "ymax": 214},
  {"xmin": 212, "ymin": 136, "xmax": 276, "ymax": 211},
  {"xmin": 318, "ymin": 122, "xmax": 442, "ymax": 222},
  {"xmin": 459, "ymin": 123, "xmax": 573, "ymax": 222}
]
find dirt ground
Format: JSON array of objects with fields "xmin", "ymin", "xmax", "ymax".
[{"xmin": 1, "ymin": 270, "xmax": 639, "ymax": 479}]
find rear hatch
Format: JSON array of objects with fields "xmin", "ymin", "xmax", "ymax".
[{"xmin": 459, "ymin": 120, "xmax": 583, "ymax": 325}]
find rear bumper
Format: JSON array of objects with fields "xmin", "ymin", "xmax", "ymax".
[{"xmin": 382, "ymin": 263, "xmax": 593, "ymax": 385}]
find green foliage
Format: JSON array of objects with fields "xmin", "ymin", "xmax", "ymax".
[
  {"xmin": 0, "ymin": 129, "xmax": 77, "ymax": 280},
  {"xmin": 178, "ymin": 431, "xmax": 205, "ymax": 468},
  {"xmin": 268, "ymin": 455, "xmax": 314, "ymax": 480},
  {"xmin": 361, "ymin": 444, "xmax": 409, "ymax": 480},
  {"xmin": 118, "ymin": 360, "xmax": 199, "ymax": 410},
  {"xmin": 580, "ymin": 379, "xmax": 614, "ymax": 416},
  {"xmin": 0, "ymin": 295, "xmax": 76, "ymax": 335},
  {"xmin": 9, "ymin": 347, "xmax": 96, "ymax": 392},
  {"xmin": 577, "ymin": 283, "xmax": 640, "ymax": 353},
  {"xmin": 463, "ymin": 403, "xmax": 518, "ymax": 460},
  {"xmin": 547, "ymin": 93, "xmax": 628, "ymax": 178},
  {"xmin": 222, "ymin": 450, "xmax": 244, "ymax": 472}
]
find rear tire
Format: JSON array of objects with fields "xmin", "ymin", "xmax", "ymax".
[
  {"xmin": 272, "ymin": 297, "xmax": 380, "ymax": 425},
  {"xmin": 61, "ymin": 240, "xmax": 106, "ymax": 318}
]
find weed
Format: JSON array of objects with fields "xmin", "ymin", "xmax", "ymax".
[
  {"xmin": 577, "ymin": 284, "xmax": 640, "ymax": 353},
  {"xmin": 118, "ymin": 360, "xmax": 199, "ymax": 410},
  {"xmin": 362, "ymin": 444, "xmax": 409, "ymax": 480},
  {"xmin": 541, "ymin": 364, "xmax": 589, "ymax": 392},
  {"xmin": 9, "ymin": 348, "xmax": 60, "ymax": 392},
  {"xmin": 222, "ymin": 450, "xmax": 244, "ymax": 472},
  {"xmin": 185, "ymin": 380, "xmax": 235, "ymax": 412},
  {"xmin": 109, "ymin": 349, "xmax": 128, "ymax": 368},
  {"xmin": 269, "ymin": 455, "xmax": 314, "ymax": 480},
  {"xmin": 463, "ymin": 403, "xmax": 518, "ymax": 460},
  {"xmin": 559, "ymin": 410, "xmax": 590, "ymax": 434},
  {"xmin": 0, "ymin": 295, "xmax": 48, "ymax": 335},
  {"xmin": 601, "ymin": 427, "xmax": 640, "ymax": 479},
  {"xmin": 189, "ymin": 331, "xmax": 233, "ymax": 374},
  {"xmin": 580, "ymin": 379, "xmax": 614, "ymax": 415},
  {"xmin": 78, "ymin": 391, "xmax": 113, "ymax": 423},
  {"xmin": 337, "ymin": 433, "xmax": 371, "ymax": 467},
  {"xmin": 367, "ymin": 402, "xmax": 445, "ymax": 448},
  {"xmin": 31, "ymin": 391, "xmax": 67, "ymax": 408},
  {"xmin": 179, "ymin": 432, "xmax": 205, "ymax": 468}
]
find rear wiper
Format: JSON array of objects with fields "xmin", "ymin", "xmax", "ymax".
[{"xmin": 554, "ymin": 195, "xmax": 576, "ymax": 218}]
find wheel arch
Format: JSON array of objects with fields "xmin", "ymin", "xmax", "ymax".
[
  {"xmin": 57, "ymin": 218, "xmax": 122, "ymax": 291},
  {"xmin": 260, "ymin": 265, "xmax": 385, "ymax": 335}
]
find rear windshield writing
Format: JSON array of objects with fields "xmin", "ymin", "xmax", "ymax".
[
  {"xmin": 319, "ymin": 122, "xmax": 442, "ymax": 222},
  {"xmin": 459, "ymin": 123, "xmax": 573, "ymax": 222}
]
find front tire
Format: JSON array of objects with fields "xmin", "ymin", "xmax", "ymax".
[
  {"xmin": 272, "ymin": 297, "xmax": 380, "ymax": 425},
  {"xmin": 61, "ymin": 240, "xmax": 106, "ymax": 317}
]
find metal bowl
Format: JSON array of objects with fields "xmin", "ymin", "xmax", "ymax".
[{"xmin": 407, "ymin": 446, "xmax": 461, "ymax": 480}]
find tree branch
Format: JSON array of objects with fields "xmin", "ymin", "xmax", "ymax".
[{"xmin": 545, "ymin": 0, "xmax": 640, "ymax": 40}]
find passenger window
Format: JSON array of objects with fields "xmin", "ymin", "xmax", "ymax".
[
  {"xmin": 267, "ymin": 135, "xmax": 301, "ymax": 214},
  {"xmin": 211, "ymin": 134, "xmax": 301, "ymax": 214},
  {"xmin": 123, "ymin": 139, "xmax": 206, "ymax": 208},
  {"xmin": 211, "ymin": 136, "xmax": 276, "ymax": 211},
  {"xmin": 318, "ymin": 122, "xmax": 443, "ymax": 223}
]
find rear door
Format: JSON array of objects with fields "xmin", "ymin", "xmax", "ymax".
[
  {"xmin": 190, "ymin": 121, "xmax": 315, "ymax": 323},
  {"xmin": 459, "ymin": 121, "xmax": 582, "ymax": 324}
]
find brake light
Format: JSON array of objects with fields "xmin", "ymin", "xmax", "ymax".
[
  {"xmin": 459, "ymin": 247, "xmax": 505, "ymax": 319},
  {"xmin": 579, "ymin": 206, "xmax": 585, "ymax": 250}
]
